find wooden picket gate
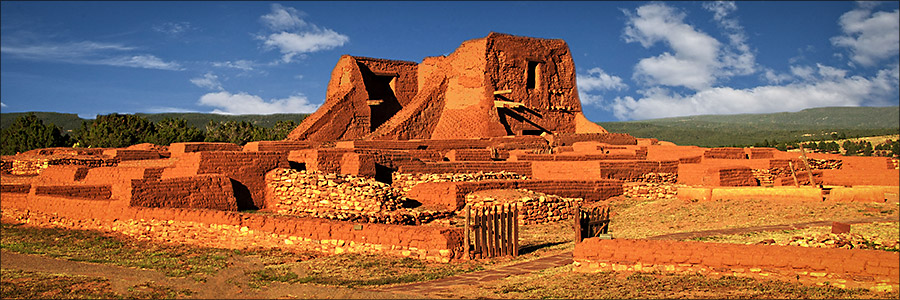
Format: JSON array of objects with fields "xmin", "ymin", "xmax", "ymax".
[
  {"xmin": 464, "ymin": 203, "xmax": 519, "ymax": 259},
  {"xmin": 575, "ymin": 204, "xmax": 610, "ymax": 243}
]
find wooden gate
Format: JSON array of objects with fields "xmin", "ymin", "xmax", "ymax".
[
  {"xmin": 464, "ymin": 203, "xmax": 519, "ymax": 259},
  {"xmin": 575, "ymin": 204, "xmax": 610, "ymax": 243}
]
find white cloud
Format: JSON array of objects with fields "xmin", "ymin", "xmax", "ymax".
[
  {"xmin": 577, "ymin": 67, "xmax": 628, "ymax": 92},
  {"xmin": 623, "ymin": 3, "xmax": 722, "ymax": 90},
  {"xmin": 261, "ymin": 4, "xmax": 307, "ymax": 31},
  {"xmin": 190, "ymin": 72, "xmax": 223, "ymax": 91},
  {"xmin": 264, "ymin": 30, "xmax": 349, "ymax": 63},
  {"xmin": 577, "ymin": 67, "xmax": 627, "ymax": 107},
  {"xmin": 96, "ymin": 55, "xmax": 182, "ymax": 70},
  {"xmin": 623, "ymin": 2, "xmax": 758, "ymax": 90},
  {"xmin": 762, "ymin": 68, "xmax": 793, "ymax": 84},
  {"xmin": 607, "ymin": 63, "xmax": 899, "ymax": 120},
  {"xmin": 790, "ymin": 65, "xmax": 816, "ymax": 81},
  {"xmin": 1, "ymin": 102, "xmax": 7, "ymax": 108},
  {"xmin": 198, "ymin": 91, "xmax": 321, "ymax": 114},
  {"xmin": 212, "ymin": 60, "xmax": 255, "ymax": 71},
  {"xmin": 258, "ymin": 4, "xmax": 348, "ymax": 63},
  {"xmin": 0, "ymin": 41, "xmax": 181, "ymax": 70},
  {"xmin": 153, "ymin": 21, "xmax": 194, "ymax": 36},
  {"xmin": 703, "ymin": 1, "xmax": 756, "ymax": 77},
  {"xmin": 831, "ymin": 3, "xmax": 900, "ymax": 67}
]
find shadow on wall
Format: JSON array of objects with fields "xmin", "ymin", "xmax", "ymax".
[{"xmin": 231, "ymin": 179, "xmax": 257, "ymax": 211}]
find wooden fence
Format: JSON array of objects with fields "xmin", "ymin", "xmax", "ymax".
[
  {"xmin": 575, "ymin": 205, "xmax": 610, "ymax": 243},
  {"xmin": 464, "ymin": 203, "xmax": 519, "ymax": 259}
]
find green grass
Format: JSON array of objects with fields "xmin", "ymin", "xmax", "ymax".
[
  {"xmin": 0, "ymin": 269, "xmax": 192, "ymax": 299},
  {"xmin": 246, "ymin": 253, "xmax": 485, "ymax": 288},
  {"xmin": 487, "ymin": 267, "xmax": 898, "ymax": 299},
  {"xmin": 0, "ymin": 222, "xmax": 230, "ymax": 280}
]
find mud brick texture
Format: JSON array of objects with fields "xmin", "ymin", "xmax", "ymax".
[
  {"xmin": 131, "ymin": 174, "xmax": 238, "ymax": 211},
  {"xmin": 408, "ymin": 179, "xmax": 622, "ymax": 211},
  {"xmin": 574, "ymin": 238, "xmax": 900, "ymax": 283}
]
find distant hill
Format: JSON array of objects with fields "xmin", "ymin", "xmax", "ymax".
[
  {"xmin": 1, "ymin": 112, "xmax": 86, "ymax": 132},
  {"xmin": 4, "ymin": 107, "xmax": 898, "ymax": 147},
  {"xmin": 1, "ymin": 112, "xmax": 309, "ymax": 132},
  {"xmin": 598, "ymin": 106, "xmax": 900, "ymax": 147}
]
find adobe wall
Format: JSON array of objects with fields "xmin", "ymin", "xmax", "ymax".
[
  {"xmin": 407, "ymin": 179, "xmax": 623, "ymax": 211},
  {"xmin": 161, "ymin": 151, "xmax": 288, "ymax": 210},
  {"xmin": 399, "ymin": 161, "xmax": 533, "ymax": 177},
  {"xmin": 574, "ymin": 238, "xmax": 899, "ymax": 290},
  {"xmin": 1, "ymin": 194, "xmax": 465, "ymax": 262},
  {"xmin": 676, "ymin": 186, "xmax": 824, "ymax": 202},
  {"xmin": 131, "ymin": 174, "xmax": 238, "ymax": 211}
]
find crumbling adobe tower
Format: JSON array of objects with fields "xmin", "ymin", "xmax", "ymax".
[{"xmin": 287, "ymin": 32, "xmax": 608, "ymax": 142}]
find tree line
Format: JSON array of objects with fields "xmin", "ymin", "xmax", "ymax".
[
  {"xmin": 1, "ymin": 113, "xmax": 297, "ymax": 155},
  {"xmin": 744, "ymin": 138, "xmax": 899, "ymax": 157}
]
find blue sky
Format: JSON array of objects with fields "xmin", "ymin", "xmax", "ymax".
[{"xmin": 1, "ymin": 1, "xmax": 898, "ymax": 122}]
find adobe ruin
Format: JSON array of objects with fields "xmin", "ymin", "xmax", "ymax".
[
  {"xmin": 287, "ymin": 32, "xmax": 608, "ymax": 142},
  {"xmin": 1, "ymin": 33, "xmax": 898, "ymax": 289}
]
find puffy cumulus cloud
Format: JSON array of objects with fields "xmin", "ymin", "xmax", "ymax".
[
  {"xmin": 577, "ymin": 67, "xmax": 628, "ymax": 108},
  {"xmin": 198, "ymin": 91, "xmax": 321, "ymax": 115},
  {"xmin": 259, "ymin": 4, "xmax": 348, "ymax": 63},
  {"xmin": 624, "ymin": 3, "xmax": 721, "ymax": 90},
  {"xmin": 0, "ymin": 41, "xmax": 181, "ymax": 70},
  {"xmin": 264, "ymin": 30, "xmax": 349, "ymax": 62},
  {"xmin": 831, "ymin": 3, "xmax": 900, "ymax": 67},
  {"xmin": 190, "ymin": 72, "xmax": 223, "ymax": 91},
  {"xmin": 624, "ymin": 2, "xmax": 757, "ymax": 90},
  {"xmin": 607, "ymin": 63, "xmax": 899, "ymax": 120},
  {"xmin": 577, "ymin": 67, "xmax": 628, "ymax": 92}
]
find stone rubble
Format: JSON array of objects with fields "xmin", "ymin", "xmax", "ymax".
[
  {"xmin": 267, "ymin": 169, "xmax": 451, "ymax": 225},
  {"xmin": 464, "ymin": 189, "xmax": 581, "ymax": 225}
]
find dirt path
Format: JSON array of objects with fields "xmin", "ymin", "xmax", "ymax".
[{"xmin": 0, "ymin": 250, "xmax": 418, "ymax": 299}]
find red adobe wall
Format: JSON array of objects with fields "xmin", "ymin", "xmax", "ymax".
[
  {"xmin": 704, "ymin": 147, "xmax": 748, "ymax": 159},
  {"xmin": 242, "ymin": 141, "xmax": 317, "ymax": 152},
  {"xmin": 550, "ymin": 133, "xmax": 637, "ymax": 146},
  {"xmin": 1, "ymin": 193, "xmax": 465, "ymax": 261},
  {"xmin": 34, "ymin": 185, "xmax": 112, "ymax": 200},
  {"xmin": 407, "ymin": 179, "xmax": 623, "ymax": 211},
  {"xmin": 102, "ymin": 149, "xmax": 162, "ymax": 161},
  {"xmin": 169, "ymin": 142, "xmax": 242, "ymax": 157},
  {"xmin": 574, "ymin": 238, "xmax": 899, "ymax": 283},
  {"xmin": 162, "ymin": 151, "xmax": 289, "ymax": 210},
  {"xmin": 703, "ymin": 166, "xmax": 758, "ymax": 186},
  {"xmin": 131, "ymin": 174, "xmax": 238, "ymax": 211},
  {"xmin": 445, "ymin": 149, "xmax": 493, "ymax": 161},
  {"xmin": 399, "ymin": 161, "xmax": 533, "ymax": 177}
]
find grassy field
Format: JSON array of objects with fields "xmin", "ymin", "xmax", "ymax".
[{"xmin": 3, "ymin": 193, "xmax": 899, "ymax": 299}]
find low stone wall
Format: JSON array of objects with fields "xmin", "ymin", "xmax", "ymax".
[
  {"xmin": 574, "ymin": 238, "xmax": 899, "ymax": 291},
  {"xmin": 265, "ymin": 169, "xmax": 449, "ymax": 225},
  {"xmin": 464, "ymin": 189, "xmax": 582, "ymax": 225},
  {"xmin": 408, "ymin": 179, "xmax": 623, "ymax": 211},
  {"xmin": 623, "ymin": 182, "xmax": 681, "ymax": 200},
  {"xmin": 391, "ymin": 171, "xmax": 527, "ymax": 193},
  {"xmin": 1, "ymin": 195, "xmax": 464, "ymax": 262}
]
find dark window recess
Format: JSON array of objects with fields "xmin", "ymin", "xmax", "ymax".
[
  {"xmin": 526, "ymin": 61, "xmax": 540, "ymax": 89},
  {"xmin": 522, "ymin": 129, "xmax": 545, "ymax": 136}
]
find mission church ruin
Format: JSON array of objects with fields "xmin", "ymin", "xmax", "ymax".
[{"xmin": 2, "ymin": 33, "xmax": 897, "ymax": 288}]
